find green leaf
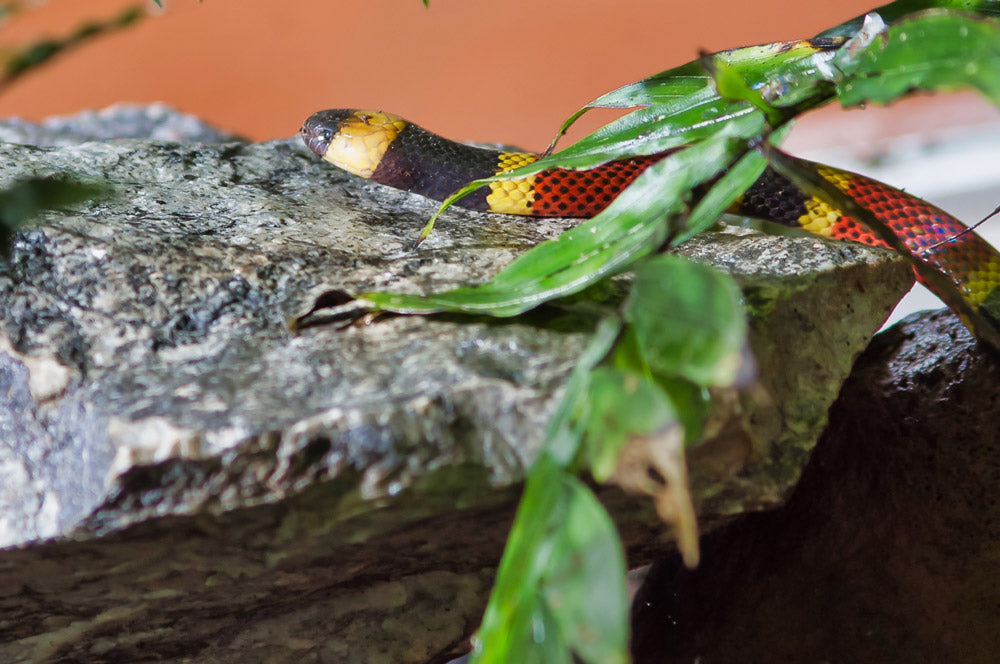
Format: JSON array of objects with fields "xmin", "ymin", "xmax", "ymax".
[
  {"xmin": 833, "ymin": 10, "xmax": 1000, "ymax": 106},
  {"xmin": 543, "ymin": 38, "xmax": 840, "ymax": 162},
  {"xmin": 471, "ymin": 456, "xmax": 564, "ymax": 664},
  {"xmin": 520, "ymin": 603, "xmax": 573, "ymax": 664},
  {"xmin": 703, "ymin": 51, "xmax": 782, "ymax": 124},
  {"xmin": 623, "ymin": 254, "xmax": 747, "ymax": 386},
  {"xmin": 0, "ymin": 177, "xmax": 107, "ymax": 257},
  {"xmin": 544, "ymin": 316, "xmax": 624, "ymax": 467},
  {"xmin": 361, "ymin": 112, "xmax": 764, "ymax": 317},
  {"xmin": 541, "ymin": 476, "xmax": 628, "ymax": 664},
  {"xmin": 648, "ymin": 373, "xmax": 710, "ymax": 446},
  {"xmin": 609, "ymin": 330, "xmax": 711, "ymax": 446},
  {"xmin": 471, "ymin": 455, "xmax": 627, "ymax": 664},
  {"xmin": 818, "ymin": 0, "xmax": 1000, "ymax": 38},
  {"xmin": 583, "ymin": 367, "xmax": 677, "ymax": 482},
  {"xmin": 676, "ymin": 148, "xmax": 768, "ymax": 244}
]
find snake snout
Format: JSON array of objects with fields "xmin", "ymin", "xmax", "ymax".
[{"xmin": 301, "ymin": 114, "xmax": 334, "ymax": 158}]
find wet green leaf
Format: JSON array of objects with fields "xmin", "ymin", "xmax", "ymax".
[
  {"xmin": 834, "ymin": 10, "xmax": 1000, "ymax": 105},
  {"xmin": 609, "ymin": 330, "xmax": 711, "ymax": 447},
  {"xmin": 624, "ymin": 254, "xmax": 747, "ymax": 386},
  {"xmin": 818, "ymin": 0, "xmax": 1000, "ymax": 38},
  {"xmin": 471, "ymin": 456, "xmax": 563, "ymax": 664}
]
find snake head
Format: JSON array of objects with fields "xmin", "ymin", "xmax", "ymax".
[
  {"xmin": 301, "ymin": 109, "xmax": 407, "ymax": 178},
  {"xmin": 300, "ymin": 109, "xmax": 349, "ymax": 159}
]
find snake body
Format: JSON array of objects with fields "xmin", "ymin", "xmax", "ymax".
[{"xmin": 301, "ymin": 109, "xmax": 1000, "ymax": 343}]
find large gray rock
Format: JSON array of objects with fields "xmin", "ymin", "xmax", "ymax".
[{"xmin": 0, "ymin": 107, "xmax": 911, "ymax": 663}]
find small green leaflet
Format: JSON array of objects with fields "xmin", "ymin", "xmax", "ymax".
[{"xmin": 582, "ymin": 367, "xmax": 678, "ymax": 482}]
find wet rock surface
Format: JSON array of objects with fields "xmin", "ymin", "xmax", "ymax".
[
  {"xmin": 0, "ymin": 106, "xmax": 912, "ymax": 663},
  {"xmin": 632, "ymin": 309, "xmax": 1000, "ymax": 664}
]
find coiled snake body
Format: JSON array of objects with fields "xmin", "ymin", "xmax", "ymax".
[{"xmin": 301, "ymin": 109, "xmax": 1000, "ymax": 346}]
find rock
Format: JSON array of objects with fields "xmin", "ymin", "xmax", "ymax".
[
  {"xmin": 0, "ymin": 107, "xmax": 911, "ymax": 663},
  {"xmin": 0, "ymin": 102, "xmax": 239, "ymax": 146},
  {"xmin": 631, "ymin": 309, "xmax": 1000, "ymax": 663}
]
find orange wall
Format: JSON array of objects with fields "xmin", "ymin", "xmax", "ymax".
[{"xmin": 0, "ymin": 0, "xmax": 877, "ymax": 150}]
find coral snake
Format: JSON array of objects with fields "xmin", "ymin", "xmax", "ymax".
[{"xmin": 301, "ymin": 109, "xmax": 1000, "ymax": 348}]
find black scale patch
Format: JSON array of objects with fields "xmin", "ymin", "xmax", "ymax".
[
  {"xmin": 738, "ymin": 167, "xmax": 810, "ymax": 228},
  {"xmin": 371, "ymin": 124, "xmax": 500, "ymax": 211}
]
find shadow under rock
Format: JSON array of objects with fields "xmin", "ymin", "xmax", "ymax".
[{"xmin": 632, "ymin": 309, "xmax": 1000, "ymax": 664}]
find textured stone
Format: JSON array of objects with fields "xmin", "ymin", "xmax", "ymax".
[
  {"xmin": 0, "ymin": 102, "xmax": 239, "ymax": 146},
  {"xmin": 632, "ymin": 309, "xmax": 1000, "ymax": 663},
  {"xmin": 0, "ymin": 107, "xmax": 912, "ymax": 663}
]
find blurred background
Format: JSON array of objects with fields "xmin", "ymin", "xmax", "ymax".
[
  {"xmin": 1, "ymin": 0, "xmax": 998, "ymax": 322},
  {"xmin": 0, "ymin": 0, "xmax": 896, "ymax": 146}
]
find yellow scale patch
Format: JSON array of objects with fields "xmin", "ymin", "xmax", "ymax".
[
  {"xmin": 796, "ymin": 165, "xmax": 851, "ymax": 234},
  {"xmin": 798, "ymin": 198, "xmax": 841, "ymax": 236},
  {"xmin": 962, "ymin": 259, "xmax": 1000, "ymax": 308},
  {"xmin": 323, "ymin": 111, "xmax": 407, "ymax": 178},
  {"xmin": 486, "ymin": 151, "xmax": 538, "ymax": 215},
  {"xmin": 808, "ymin": 165, "xmax": 1000, "ymax": 310}
]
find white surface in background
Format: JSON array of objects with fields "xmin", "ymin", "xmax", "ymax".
[{"xmin": 789, "ymin": 121, "xmax": 1000, "ymax": 327}]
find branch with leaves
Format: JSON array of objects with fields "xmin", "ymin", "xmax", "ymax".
[
  {"xmin": 0, "ymin": 1, "xmax": 145, "ymax": 96},
  {"xmin": 348, "ymin": 1, "xmax": 1000, "ymax": 662}
]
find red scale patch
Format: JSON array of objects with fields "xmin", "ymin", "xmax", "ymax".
[
  {"xmin": 834, "ymin": 172, "xmax": 994, "ymax": 292},
  {"xmin": 530, "ymin": 155, "xmax": 663, "ymax": 217}
]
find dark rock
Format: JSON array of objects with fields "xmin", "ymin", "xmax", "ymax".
[
  {"xmin": 632, "ymin": 309, "xmax": 1000, "ymax": 664},
  {"xmin": 0, "ymin": 106, "xmax": 912, "ymax": 663}
]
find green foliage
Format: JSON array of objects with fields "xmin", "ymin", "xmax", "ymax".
[
  {"xmin": 818, "ymin": 0, "xmax": 1000, "ymax": 37},
  {"xmin": 364, "ymin": 116, "xmax": 764, "ymax": 317},
  {"xmin": 374, "ymin": 2, "xmax": 1000, "ymax": 663},
  {"xmin": 623, "ymin": 255, "xmax": 747, "ymax": 386},
  {"xmin": 466, "ymin": 253, "xmax": 752, "ymax": 662},
  {"xmin": 342, "ymin": 2, "xmax": 1000, "ymax": 663},
  {"xmin": 582, "ymin": 367, "xmax": 676, "ymax": 482},
  {"xmin": 836, "ymin": 10, "xmax": 1000, "ymax": 104},
  {"xmin": 0, "ymin": 177, "xmax": 106, "ymax": 256},
  {"xmin": 472, "ymin": 454, "xmax": 628, "ymax": 664}
]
